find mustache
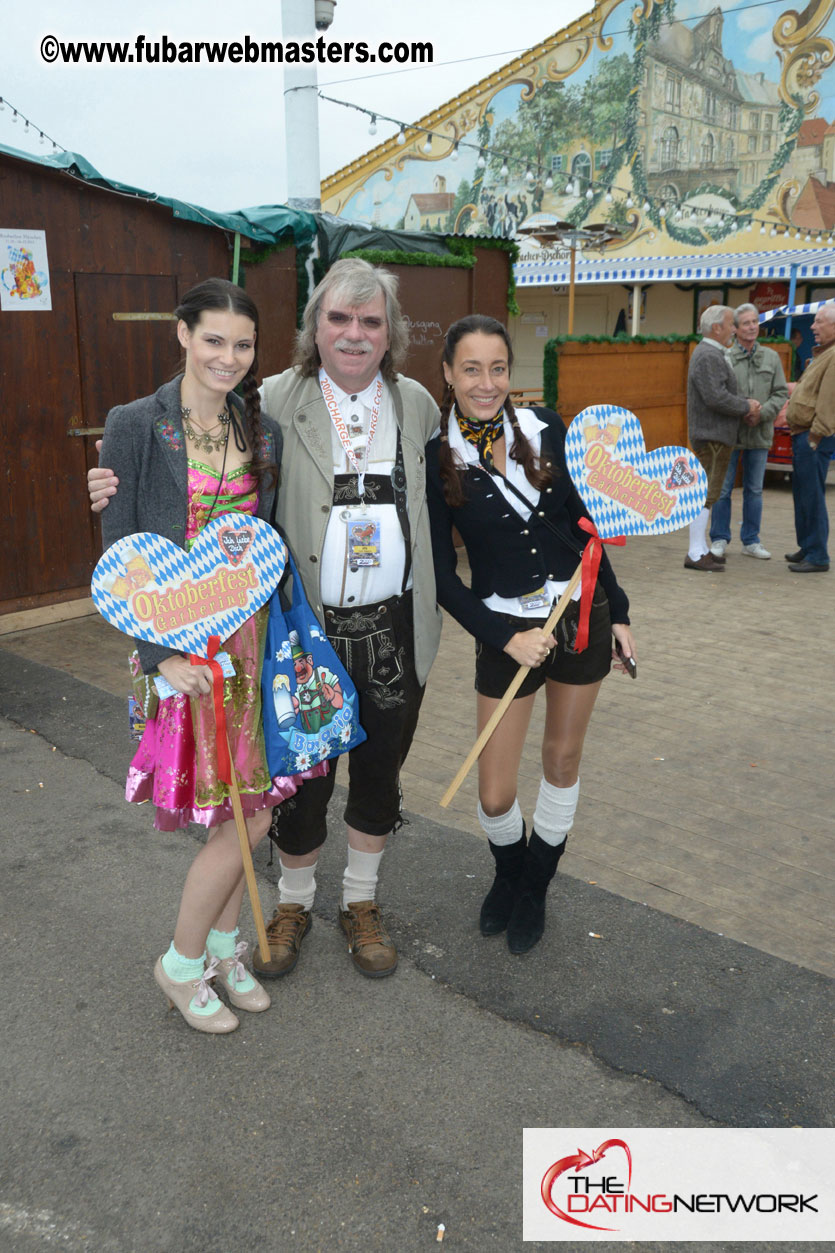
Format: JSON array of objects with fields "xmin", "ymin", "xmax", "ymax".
[{"xmin": 333, "ymin": 339, "xmax": 373, "ymax": 353}]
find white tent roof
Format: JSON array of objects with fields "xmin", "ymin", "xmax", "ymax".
[
  {"xmin": 514, "ymin": 248, "xmax": 835, "ymax": 288},
  {"xmin": 759, "ymin": 297, "xmax": 835, "ymax": 323}
]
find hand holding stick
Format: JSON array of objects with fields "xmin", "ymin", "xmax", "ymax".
[{"xmin": 440, "ymin": 562, "xmax": 583, "ymax": 807}]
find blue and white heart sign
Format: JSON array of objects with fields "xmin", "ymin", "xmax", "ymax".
[
  {"xmin": 564, "ymin": 405, "xmax": 707, "ymax": 538},
  {"xmin": 91, "ymin": 514, "xmax": 286, "ymax": 653}
]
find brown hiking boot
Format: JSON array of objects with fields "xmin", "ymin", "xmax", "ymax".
[
  {"xmin": 338, "ymin": 900, "xmax": 398, "ymax": 978},
  {"xmin": 252, "ymin": 903, "xmax": 311, "ymax": 979}
]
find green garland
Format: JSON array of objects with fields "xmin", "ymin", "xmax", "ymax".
[{"xmin": 342, "ymin": 247, "xmax": 474, "ymax": 268}]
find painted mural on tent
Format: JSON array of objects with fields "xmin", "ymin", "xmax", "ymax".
[{"xmin": 321, "ymin": 0, "xmax": 835, "ymax": 252}]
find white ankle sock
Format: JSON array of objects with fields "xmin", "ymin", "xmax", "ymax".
[
  {"xmin": 278, "ymin": 861, "xmax": 317, "ymax": 911},
  {"xmin": 688, "ymin": 508, "xmax": 710, "ymax": 561},
  {"xmin": 533, "ymin": 778, "xmax": 579, "ymax": 847},
  {"xmin": 477, "ymin": 798, "xmax": 524, "ymax": 846},
  {"xmin": 342, "ymin": 848, "xmax": 384, "ymax": 910}
]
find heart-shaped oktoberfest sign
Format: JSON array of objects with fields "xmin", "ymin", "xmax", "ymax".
[
  {"xmin": 564, "ymin": 404, "xmax": 707, "ymax": 537},
  {"xmin": 91, "ymin": 514, "xmax": 286, "ymax": 653}
]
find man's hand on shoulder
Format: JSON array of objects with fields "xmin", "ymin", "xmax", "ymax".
[{"xmin": 88, "ymin": 439, "xmax": 118, "ymax": 513}]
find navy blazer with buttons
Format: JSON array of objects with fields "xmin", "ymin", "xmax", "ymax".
[
  {"xmin": 426, "ymin": 407, "xmax": 629, "ymax": 653},
  {"xmin": 99, "ymin": 376, "xmax": 283, "ymax": 674}
]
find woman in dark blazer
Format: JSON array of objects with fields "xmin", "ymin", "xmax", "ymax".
[
  {"xmin": 100, "ymin": 278, "xmax": 324, "ymax": 1034},
  {"xmin": 426, "ymin": 315, "xmax": 636, "ymax": 955}
]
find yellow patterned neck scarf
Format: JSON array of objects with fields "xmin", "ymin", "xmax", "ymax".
[{"xmin": 454, "ymin": 406, "xmax": 505, "ymax": 465}]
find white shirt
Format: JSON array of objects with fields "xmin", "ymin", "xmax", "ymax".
[
  {"xmin": 318, "ymin": 370, "xmax": 411, "ymax": 606},
  {"xmin": 447, "ymin": 406, "xmax": 580, "ymax": 614}
]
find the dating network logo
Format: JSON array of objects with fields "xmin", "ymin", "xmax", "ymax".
[{"xmin": 541, "ymin": 1138, "xmax": 633, "ymax": 1232}]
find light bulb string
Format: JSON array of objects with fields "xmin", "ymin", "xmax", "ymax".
[{"xmin": 0, "ymin": 95, "xmax": 63, "ymax": 153}]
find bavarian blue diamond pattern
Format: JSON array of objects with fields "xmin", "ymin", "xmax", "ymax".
[
  {"xmin": 565, "ymin": 405, "xmax": 707, "ymax": 539},
  {"xmin": 91, "ymin": 514, "xmax": 286, "ymax": 653}
]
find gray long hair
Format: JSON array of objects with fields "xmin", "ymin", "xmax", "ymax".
[{"xmin": 294, "ymin": 257, "xmax": 409, "ymax": 380}]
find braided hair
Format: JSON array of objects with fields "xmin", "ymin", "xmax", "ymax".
[
  {"xmin": 438, "ymin": 314, "xmax": 552, "ymax": 507},
  {"xmin": 174, "ymin": 278, "xmax": 277, "ymax": 490}
]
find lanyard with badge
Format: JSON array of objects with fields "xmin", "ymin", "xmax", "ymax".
[{"xmin": 320, "ymin": 371, "xmax": 384, "ymax": 566}]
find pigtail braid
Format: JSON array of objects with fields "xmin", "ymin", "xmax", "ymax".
[
  {"xmin": 506, "ymin": 395, "xmax": 552, "ymax": 492},
  {"xmin": 437, "ymin": 381, "xmax": 468, "ymax": 507},
  {"xmin": 241, "ymin": 366, "xmax": 277, "ymax": 490}
]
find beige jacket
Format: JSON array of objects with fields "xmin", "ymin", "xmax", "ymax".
[
  {"xmin": 786, "ymin": 342, "xmax": 835, "ymax": 440},
  {"xmin": 260, "ymin": 368, "xmax": 442, "ymax": 685}
]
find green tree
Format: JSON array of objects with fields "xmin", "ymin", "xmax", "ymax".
[
  {"xmin": 447, "ymin": 178, "xmax": 474, "ymax": 232},
  {"xmin": 487, "ymin": 80, "xmax": 582, "ymax": 182},
  {"xmin": 580, "ymin": 53, "xmax": 632, "ymax": 158}
]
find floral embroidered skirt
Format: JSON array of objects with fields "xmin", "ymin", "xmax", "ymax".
[{"xmin": 126, "ymin": 604, "xmax": 328, "ymax": 831}]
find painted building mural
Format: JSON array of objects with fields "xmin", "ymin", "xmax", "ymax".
[{"xmin": 321, "ymin": 0, "xmax": 835, "ymax": 254}]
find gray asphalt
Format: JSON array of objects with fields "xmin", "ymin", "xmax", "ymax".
[{"xmin": 2, "ymin": 648, "xmax": 832, "ymax": 1252}]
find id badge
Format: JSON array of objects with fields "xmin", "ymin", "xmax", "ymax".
[
  {"xmin": 347, "ymin": 518, "xmax": 381, "ymax": 567},
  {"xmin": 128, "ymin": 696, "xmax": 146, "ymax": 742},
  {"xmin": 518, "ymin": 586, "xmax": 550, "ymax": 614}
]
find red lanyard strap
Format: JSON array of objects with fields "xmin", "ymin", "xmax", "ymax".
[
  {"xmin": 575, "ymin": 518, "xmax": 625, "ymax": 652},
  {"xmin": 189, "ymin": 634, "xmax": 231, "ymax": 783}
]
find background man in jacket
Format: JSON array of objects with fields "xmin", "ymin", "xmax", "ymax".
[
  {"xmin": 685, "ymin": 306, "xmax": 760, "ymax": 572},
  {"xmin": 784, "ymin": 302, "xmax": 835, "ymax": 572},
  {"xmin": 709, "ymin": 303, "xmax": 788, "ymax": 561}
]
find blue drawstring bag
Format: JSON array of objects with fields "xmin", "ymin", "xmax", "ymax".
[{"xmin": 261, "ymin": 551, "xmax": 366, "ymax": 776}]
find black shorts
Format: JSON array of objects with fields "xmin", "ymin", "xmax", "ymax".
[
  {"xmin": 474, "ymin": 587, "xmax": 612, "ymax": 698},
  {"xmin": 270, "ymin": 592, "xmax": 424, "ymax": 856}
]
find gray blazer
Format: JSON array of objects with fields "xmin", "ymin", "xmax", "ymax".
[{"xmin": 100, "ymin": 376, "xmax": 282, "ymax": 674}]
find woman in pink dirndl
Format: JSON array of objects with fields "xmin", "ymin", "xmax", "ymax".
[{"xmin": 100, "ymin": 278, "xmax": 326, "ymax": 1034}]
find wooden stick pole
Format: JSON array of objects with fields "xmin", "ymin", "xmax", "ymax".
[
  {"xmin": 225, "ymin": 730, "xmax": 271, "ymax": 964},
  {"xmin": 440, "ymin": 562, "xmax": 583, "ymax": 808}
]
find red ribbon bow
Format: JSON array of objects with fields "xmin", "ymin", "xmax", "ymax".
[
  {"xmin": 189, "ymin": 634, "xmax": 231, "ymax": 783},
  {"xmin": 575, "ymin": 518, "xmax": 626, "ymax": 652}
]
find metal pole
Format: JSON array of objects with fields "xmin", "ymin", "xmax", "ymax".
[
  {"xmin": 568, "ymin": 244, "xmax": 577, "ymax": 335},
  {"xmin": 282, "ymin": 0, "xmax": 322, "ymax": 211},
  {"xmin": 232, "ymin": 232, "xmax": 241, "ymax": 285},
  {"xmin": 631, "ymin": 283, "xmax": 642, "ymax": 336},
  {"xmin": 785, "ymin": 262, "xmax": 798, "ymax": 340}
]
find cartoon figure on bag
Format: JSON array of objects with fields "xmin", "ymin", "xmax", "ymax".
[{"xmin": 289, "ymin": 631, "xmax": 344, "ymax": 732}]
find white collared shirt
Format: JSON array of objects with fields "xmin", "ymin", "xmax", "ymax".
[
  {"xmin": 447, "ymin": 407, "xmax": 580, "ymax": 614},
  {"xmin": 318, "ymin": 369, "xmax": 411, "ymax": 606}
]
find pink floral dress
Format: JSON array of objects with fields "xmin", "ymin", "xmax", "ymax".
[{"xmin": 126, "ymin": 460, "xmax": 327, "ymax": 830}]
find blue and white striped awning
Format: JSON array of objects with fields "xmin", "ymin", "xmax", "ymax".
[
  {"xmin": 514, "ymin": 248, "xmax": 835, "ymax": 287},
  {"xmin": 759, "ymin": 297, "xmax": 835, "ymax": 323}
]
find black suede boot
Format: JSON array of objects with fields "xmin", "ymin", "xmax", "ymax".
[
  {"xmin": 480, "ymin": 825, "xmax": 527, "ymax": 936},
  {"xmin": 506, "ymin": 830, "xmax": 567, "ymax": 954}
]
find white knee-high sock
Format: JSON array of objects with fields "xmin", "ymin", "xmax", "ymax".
[
  {"xmin": 477, "ymin": 798, "xmax": 525, "ymax": 846},
  {"xmin": 688, "ymin": 508, "xmax": 710, "ymax": 561},
  {"xmin": 342, "ymin": 848, "xmax": 384, "ymax": 910},
  {"xmin": 278, "ymin": 861, "xmax": 317, "ymax": 911},
  {"xmin": 533, "ymin": 778, "xmax": 579, "ymax": 847}
]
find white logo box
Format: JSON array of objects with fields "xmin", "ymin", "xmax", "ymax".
[{"xmin": 523, "ymin": 1128, "xmax": 834, "ymax": 1242}]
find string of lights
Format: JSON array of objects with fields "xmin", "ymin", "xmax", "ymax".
[
  {"xmin": 317, "ymin": 90, "xmax": 834, "ymax": 246},
  {"xmin": 0, "ymin": 96, "xmax": 63, "ymax": 153}
]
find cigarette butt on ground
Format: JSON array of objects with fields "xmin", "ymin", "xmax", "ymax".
[{"xmin": 437, "ymin": 1223, "xmax": 446, "ymax": 1241}]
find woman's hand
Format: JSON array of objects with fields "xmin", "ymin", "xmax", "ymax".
[
  {"xmin": 611, "ymin": 623, "xmax": 637, "ymax": 674},
  {"xmin": 504, "ymin": 628, "xmax": 556, "ymax": 668},
  {"xmin": 157, "ymin": 655, "xmax": 215, "ymax": 696}
]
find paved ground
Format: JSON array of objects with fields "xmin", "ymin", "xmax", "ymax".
[{"xmin": 1, "ymin": 478, "xmax": 833, "ymax": 1251}]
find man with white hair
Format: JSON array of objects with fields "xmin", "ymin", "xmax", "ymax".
[
  {"xmin": 685, "ymin": 305, "xmax": 760, "ymax": 571},
  {"xmin": 88, "ymin": 259, "xmax": 442, "ymax": 979},
  {"xmin": 784, "ymin": 301, "xmax": 835, "ymax": 572},
  {"xmin": 709, "ymin": 303, "xmax": 788, "ymax": 561}
]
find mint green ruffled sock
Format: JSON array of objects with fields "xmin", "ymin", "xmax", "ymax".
[
  {"xmin": 207, "ymin": 927, "xmax": 257, "ymax": 993},
  {"xmin": 160, "ymin": 942, "xmax": 221, "ymax": 1018}
]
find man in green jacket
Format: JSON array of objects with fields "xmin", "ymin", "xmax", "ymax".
[{"xmin": 710, "ymin": 304, "xmax": 788, "ymax": 561}]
